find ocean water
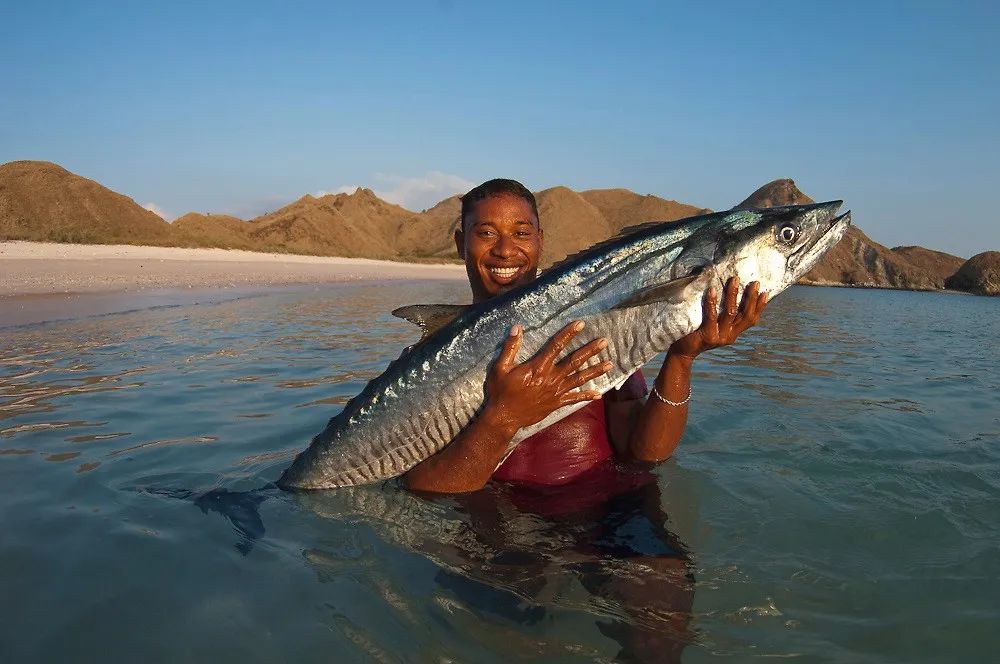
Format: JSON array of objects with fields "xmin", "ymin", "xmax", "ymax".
[{"xmin": 1, "ymin": 282, "xmax": 997, "ymax": 663}]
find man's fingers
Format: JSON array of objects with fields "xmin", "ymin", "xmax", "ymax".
[
  {"xmin": 558, "ymin": 389, "xmax": 602, "ymax": 407},
  {"xmin": 741, "ymin": 281, "xmax": 761, "ymax": 320},
  {"xmin": 703, "ymin": 287, "xmax": 719, "ymax": 326},
  {"xmin": 560, "ymin": 337, "xmax": 608, "ymax": 371},
  {"xmin": 755, "ymin": 287, "xmax": 770, "ymax": 322},
  {"xmin": 537, "ymin": 320, "xmax": 585, "ymax": 368},
  {"xmin": 494, "ymin": 324, "xmax": 522, "ymax": 373},
  {"xmin": 567, "ymin": 360, "xmax": 613, "ymax": 389},
  {"xmin": 722, "ymin": 276, "xmax": 740, "ymax": 317},
  {"xmin": 735, "ymin": 286, "xmax": 769, "ymax": 334}
]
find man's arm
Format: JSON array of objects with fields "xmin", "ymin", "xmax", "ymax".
[
  {"xmin": 608, "ymin": 277, "xmax": 769, "ymax": 462},
  {"xmin": 404, "ymin": 321, "xmax": 612, "ymax": 494}
]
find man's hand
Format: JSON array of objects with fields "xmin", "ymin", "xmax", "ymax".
[
  {"xmin": 485, "ymin": 321, "xmax": 613, "ymax": 435},
  {"xmin": 404, "ymin": 320, "xmax": 612, "ymax": 493},
  {"xmin": 669, "ymin": 277, "xmax": 769, "ymax": 360}
]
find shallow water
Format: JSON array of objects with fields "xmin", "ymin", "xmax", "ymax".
[{"xmin": 1, "ymin": 282, "xmax": 997, "ymax": 662}]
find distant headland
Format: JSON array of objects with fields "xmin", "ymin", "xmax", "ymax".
[{"xmin": 1, "ymin": 160, "xmax": 996, "ymax": 296}]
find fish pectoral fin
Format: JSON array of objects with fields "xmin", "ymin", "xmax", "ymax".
[
  {"xmin": 613, "ymin": 274, "xmax": 701, "ymax": 309},
  {"xmin": 391, "ymin": 304, "xmax": 470, "ymax": 341}
]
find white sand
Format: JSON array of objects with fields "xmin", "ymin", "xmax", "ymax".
[{"xmin": 0, "ymin": 241, "xmax": 466, "ymax": 296}]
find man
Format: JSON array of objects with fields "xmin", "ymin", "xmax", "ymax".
[{"xmin": 404, "ymin": 178, "xmax": 768, "ymax": 493}]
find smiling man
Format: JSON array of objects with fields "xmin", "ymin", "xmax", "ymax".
[{"xmin": 403, "ymin": 178, "xmax": 769, "ymax": 494}]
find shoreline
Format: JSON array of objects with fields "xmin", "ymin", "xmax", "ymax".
[
  {"xmin": 0, "ymin": 241, "xmax": 466, "ymax": 296},
  {"xmin": 0, "ymin": 241, "xmax": 468, "ymax": 327}
]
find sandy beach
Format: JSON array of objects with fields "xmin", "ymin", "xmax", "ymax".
[
  {"xmin": 0, "ymin": 241, "xmax": 466, "ymax": 295},
  {"xmin": 0, "ymin": 241, "xmax": 467, "ymax": 326}
]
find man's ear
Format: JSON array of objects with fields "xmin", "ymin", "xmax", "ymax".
[{"xmin": 454, "ymin": 227, "xmax": 465, "ymax": 259}]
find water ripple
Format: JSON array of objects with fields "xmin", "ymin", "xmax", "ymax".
[{"xmin": 0, "ymin": 284, "xmax": 997, "ymax": 662}]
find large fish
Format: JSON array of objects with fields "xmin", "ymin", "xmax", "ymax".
[{"xmin": 279, "ymin": 202, "xmax": 850, "ymax": 489}]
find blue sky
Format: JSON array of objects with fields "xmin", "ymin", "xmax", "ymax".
[{"xmin": 2, "ymin": 1, "xmax": 997, "ymax": 257}]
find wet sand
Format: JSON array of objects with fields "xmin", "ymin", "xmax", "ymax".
[{"xmin": 0, "ymin": 242, "xmax": 467, "ymax": 326}]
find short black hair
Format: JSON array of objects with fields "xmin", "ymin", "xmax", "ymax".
[{"xmin": 460, "ymin": 178, "xmax": 539, "ymax": 229}]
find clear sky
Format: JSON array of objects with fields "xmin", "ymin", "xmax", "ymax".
[{"xmin": 2, "ymin": 1, "xmax": 997, "ymax": 257}]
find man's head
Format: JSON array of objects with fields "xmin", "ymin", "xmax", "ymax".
[{"xmin": 456, "ymin": 179, "xmax": 543, "ymax": 303}]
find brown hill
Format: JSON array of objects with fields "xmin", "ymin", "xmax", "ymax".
[
  {"xmin": 735, "ymin": 178, "xmax": 814, "ymax": 209},
  {"xmin": 891, "ymin": 246, "xmax": 965, "ymax": 285},
  {"xmin": 246, "ymin": 190, "xmax": 407, "ymax": 259},
  {"xmin": 580, "ymin": 188, "xmax": 708, "ymax": 232},
  {"xmin": 0, "ymin": 160, "xmax": 172, "ymax": 244},
  {"xmin": 534, "ymin": 186, "xmax": 615, "ymax": 268},
  {"xmin": 395, "ymin": 195, "xmax": 461, "ymax": 260},
  {"xmin": 945, "ymin": 251, "xmax": 1000, "ymax": 296},
  {"xmin": 800, "ymin": 226, "xmax": 942, "ymax": 290},
  {"xmin": 171, "ymin": 212, "xmax": 254, "ymax": 250}
]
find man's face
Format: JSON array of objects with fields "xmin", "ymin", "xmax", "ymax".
[{"xmin": 455, "ymin": 193, "xmax": 543, "ymax": 302}]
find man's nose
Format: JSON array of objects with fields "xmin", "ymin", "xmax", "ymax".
[{"xmin": 491, "ymin": 234, "xmax": 517, "ymax": 258}]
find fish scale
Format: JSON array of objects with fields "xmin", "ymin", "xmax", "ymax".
[{"xmin": 279, "ymin": 202, "xmax": 850, "ymax": 489}]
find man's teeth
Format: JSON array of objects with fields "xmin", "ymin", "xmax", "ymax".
[{"xmin": 490, "ymin": 267, "xmax": 520, "ymax": 278}]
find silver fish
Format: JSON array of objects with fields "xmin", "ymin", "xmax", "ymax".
[{"xmin": 279, "ymin": 202, "xmax": 851, "ymax": 489}]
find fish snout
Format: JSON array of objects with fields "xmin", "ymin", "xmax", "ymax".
[{"xmin": 809, "ymin": 200, "xmax": 843, "ymax": 223}]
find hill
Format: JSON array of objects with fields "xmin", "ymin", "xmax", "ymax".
[
  {"xmin": 1, "ymin": 161, "xmax": 979, "ymax": 293},
  {"xmin": 579, "ymin": 188, "xmax": 708, "ymax": 233},
  {"xmin": 533, "ymin": 186, "xmax": 615, "ymax": 268},
  {"xmin": 171, "ymin": 212, "xmax": 254, "ymax": 250},
  {"xmin": 891, "ymin": 246, "xmax": 965, "ymax": 286},
  {"xmin": 245, "ymin": 190, "xmax": 403, "ymax": 259},
  {"xmin": 0, "ymin": 161, "xmax": 172, "ymax": 245},
  {"xmin": 945, "ymin": 252, "xmax": 1000, "ymax": 296},
  {"xmin": 389, "ymin": 194, "xmax": 461, "ymax": 260}
]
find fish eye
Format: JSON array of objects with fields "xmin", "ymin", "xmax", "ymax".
[{"xmin": 777, "ymin": 225, "xmax": 797, "ymax": 244}]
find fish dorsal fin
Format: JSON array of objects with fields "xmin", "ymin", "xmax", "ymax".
[
  {"xmin": 391, "ymin": 304, "xmax": 470, "ymax": 342},
  {"xmin": 541, "ymin": 219, "xmax": 678, "ymax": 276},
  {"xmin": 613, "ymin": 273, "xmax": 701, "ymax": 309}
]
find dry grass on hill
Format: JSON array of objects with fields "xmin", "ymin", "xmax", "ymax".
[
  {"xmin": 171, "ymin": 212, "xmax": 255, "ymax": 250},
  {"xmin": 580, "ymin": 188, "xmax": 709, "ymax": 232},
  {"xmin": 534, "ymin": 186, "xmax": 615, "ymax": 268},
  {"xmin": 0, "ymin": 161, "xmax": 172, "ymax": 245}
]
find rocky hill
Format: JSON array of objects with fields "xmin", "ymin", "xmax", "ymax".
[
  {"xmin": 2, "ymin": 160, "xmax": 989, "ymax": 293},
  {"xmin": 734, "ymin": 178, "xmax": 815, "ymax": 210},
  {"xmin": 0, "ymin": 161, "xmax": 172, "ymax": 245},
  {"xmin": 890, "ymin": 246, "xmax": 965, "ymax": 286},
  {"xmin": 945, "ymin": 252, "xmax": 1000, "ymax": 295}
]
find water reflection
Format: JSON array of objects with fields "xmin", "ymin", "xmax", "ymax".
[
  {"xmin": 156, "ymin": 463, "xmax": 697, "ymax": 661},
  {"xmin": 298, "ymin": 470, "xmax": 696, "ymax": 663}
]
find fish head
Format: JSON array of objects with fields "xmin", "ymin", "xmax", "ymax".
[{"xmin": 668, "ymin": 201, "xmax": 851, "ymax": 295}]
